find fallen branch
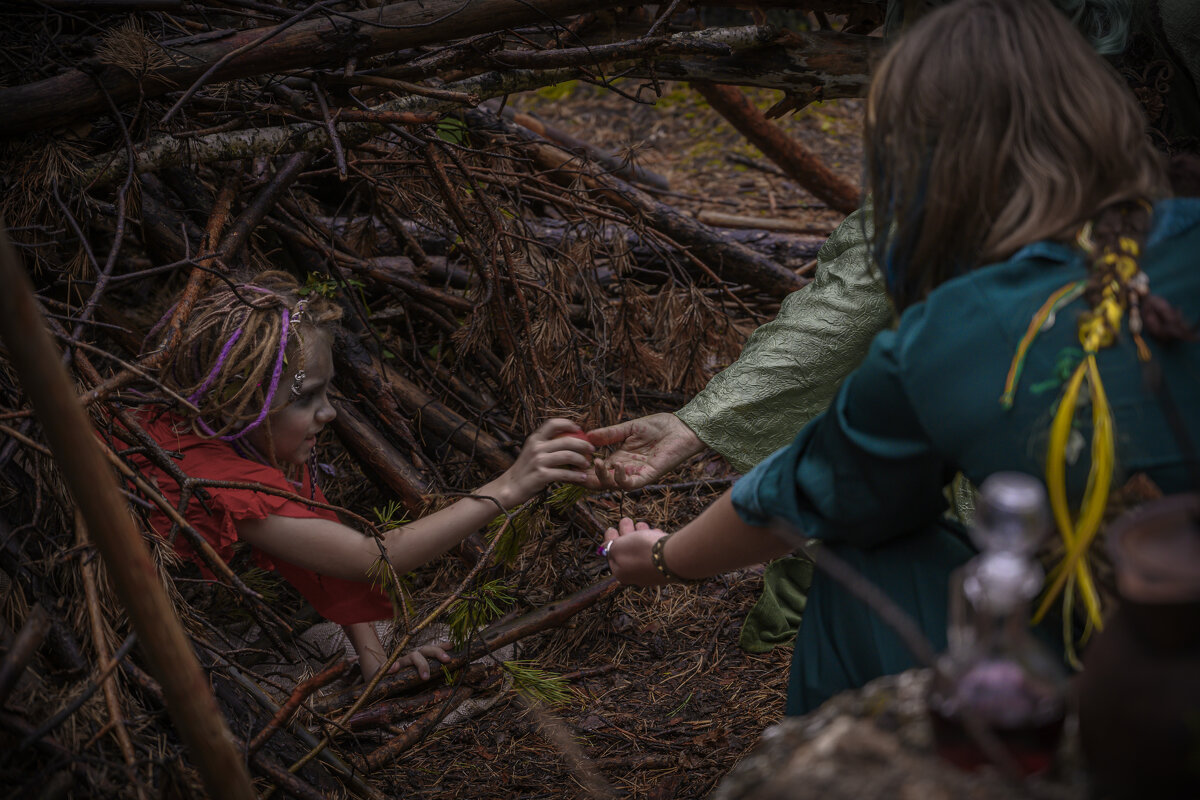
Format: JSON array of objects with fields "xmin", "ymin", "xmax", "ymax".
[
  {"xmin": 695, "ymin": 210, "xmax": 834, "ymax": 235},
  {"xmin": 693, "ymin": 82, "xmax": 861, "ymax": 214},
  {"xmin": 246, "ymin": 660, "xmax": 351, "ymax": 757},
  {"xmin": 466, "ymin": 108, "xmax": 807, "ymax": 298},
  {"xmin": 1, "ymin": 0, "xmax": 629, "ymax": 136},
  {"xmin": 315, "ymin": 576, "xmax": 621, "ymax": 713},
  {"xmin": 75, "ymin": 513, "xmax": 141, "ymax": 792},
  {"xmin": 334, "ymin": 328, "xmax": 514, "ymax": 475},
  {"xmin": 0, "ymin": 224, "xmax": 256, "ymax": 800},
  {"xmin": 74, "ymin": 26, "xmax": 874, "ymax": 187},
  {"xmin": 346, "ymin": 661, "xmax": 500, "ymax": 729},
  {"xmin": 364, "ymin": 683, "xmax": 477, "ymax": 770},
  {"xmin": 330, "ymin": 397, "xmax": 429, "ymax": 512}
]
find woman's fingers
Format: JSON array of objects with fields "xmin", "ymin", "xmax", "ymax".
[{"xmin": 612, "ymin": 463, "xmax": 637, "ymax": 491}]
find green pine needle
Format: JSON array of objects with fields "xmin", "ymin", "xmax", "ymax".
[
  {"xmin": 487, "ymin": 504, "xmax": 544, "ymax": 565},
  {"xmin": 503, "ymin": 660, "xmax": 576, "ymax": 707},
  {"xmin": 446, "ymin": 580, "xmax": 516, "ymax": 649},
  {"xmin": 372, "ymin": 499, "xmax": 409, "ymax": 529},
  {"xmin": 547, "ymin": 483, "xmax": 588, "ymax": 511},
  {"xmin": 366, "ymin": 555, "xmax": 411, "ymax": 617}
]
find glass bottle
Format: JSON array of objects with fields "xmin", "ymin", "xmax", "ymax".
[{"xmin": 928, "ymin": 472, "xmax": 1068, "ymax": 775}]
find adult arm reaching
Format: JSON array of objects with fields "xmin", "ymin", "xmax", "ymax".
[
  {"xmin": 589, "ymin": 207, "xmax": 893, "ymax": 488},
  {"xmin": 602, "ymin": 494, "xmax": 793, "ymax": 585}
]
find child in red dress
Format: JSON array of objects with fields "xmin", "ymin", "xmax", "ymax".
[{"xmin": 134, "ymin": 271, "xmax": 593, "ymax": 679}]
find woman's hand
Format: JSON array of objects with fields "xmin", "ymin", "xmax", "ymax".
[
  {"xmin": 602, "ymin": 517, "xmax": 671, "ymax": 586},
  {"xmin": 584, "ymin": 413, "xmax": 705, "ymax": 490},
  {"xmin": 486, "ymin": 418, "xmax": 595, "ymax": 508}
]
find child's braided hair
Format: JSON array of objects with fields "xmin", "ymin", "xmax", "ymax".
[{"xmin": 156, "ymin": 271, "xmax": 342, "ymax": 440}]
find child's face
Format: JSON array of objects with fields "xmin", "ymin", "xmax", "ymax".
[{"xmin": 248, "ymin": 331, "xmax": 336, "ymax": 466}]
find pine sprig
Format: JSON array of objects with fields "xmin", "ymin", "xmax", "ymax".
[
  {"xmin": 366, "ymin": 555, "xmax": 412, "ymax": 618},
  {"xmin": 372, "ymin": 499, "xmax": 409, "ymax": 529},
  {"xmin": 546, "ymin": 483, "xmax": 588, "ymax": 511},
  {"xmin": 445, "ymin": 579, "xmax": 516, "ymax": 649},
  {"xmin": 503, "ymin": 660, "xmax": 576, "ymax": 707},
  {"xmin": 487, "ymin": 503, "xmax": 546, "ymax": 565}
]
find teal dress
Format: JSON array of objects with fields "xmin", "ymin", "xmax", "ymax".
[{"xmin": 731, "ymin": 198, "xmax": 1200, "ymax": 716}]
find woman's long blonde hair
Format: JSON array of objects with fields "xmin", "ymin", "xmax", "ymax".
[{"xmin": 866, "ymin": 0, "xmax": 1167, "ymax": 311}]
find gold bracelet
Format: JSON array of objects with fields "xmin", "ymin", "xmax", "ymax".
[{"xmin": 650, "ymin": 534, "xmax": 700, "ymax": 584}]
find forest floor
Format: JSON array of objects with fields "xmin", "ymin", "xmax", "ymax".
[{"xmin": 348, "ymin": 82, "xmax": 867, "ymax": 800}]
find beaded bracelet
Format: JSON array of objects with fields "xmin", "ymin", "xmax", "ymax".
[{"xmin": 650, "ymin": 534, "xmax": 700, "ymax": 584}]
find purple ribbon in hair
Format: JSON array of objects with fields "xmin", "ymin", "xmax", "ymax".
[
  {"xmin": 196, "ymin": 306, "xmax": 291, "ymax": 441},
  {"xmin": 187, "ymin": 328, "xmax": 243, "ymax": 405}
]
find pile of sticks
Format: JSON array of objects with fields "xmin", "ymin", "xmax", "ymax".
[{"xmin": 0, "ymin": 1, "xmax": 874, "ymax": 796}]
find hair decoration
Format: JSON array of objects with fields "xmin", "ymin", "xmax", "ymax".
[
  {"xmin": 290, "ymin": 369, "xmax": 307, "ymax": 400},
  {"xmin": 1027, "ymin": 204, "xmax": 1155, "ymax": 640}
]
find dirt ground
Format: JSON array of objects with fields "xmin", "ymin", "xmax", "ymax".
[{"xmin": 350, "ymin": 82, "xmax": 867, "ymax": 800}]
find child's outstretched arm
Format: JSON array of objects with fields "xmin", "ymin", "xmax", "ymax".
[{"xmin": 236, "ymin": 418, "xmax": 593, "ymax": 581}]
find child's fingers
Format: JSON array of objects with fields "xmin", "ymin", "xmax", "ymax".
[
  {"xmin": 408, "ymin": 649, "xmax": 432, "ymax": 680},
  {"xmin": 545, "ymin": 434, "xmax": 595, "ymax": 455},
  {"xmin": 541, "ymin": 449, "xmax": 593, "ymax": 471},
  {"xmin": 419, "ymin": 642, "xmax": 453, "ymax": 662},
  {"xmin": 538, "ymin": 467, "xmax": 593, "ymax": 485},
  {"xmin": 531, "ymin": 418, "xmax": 585, "ymax": 442}
]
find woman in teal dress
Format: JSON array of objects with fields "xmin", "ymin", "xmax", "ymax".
[{"xmin": 603, "ymin": 0, "xmax": 1200, "ymax": 716}]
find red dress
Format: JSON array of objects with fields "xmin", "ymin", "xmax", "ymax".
[{"xmin": 130, "ymin": 413, "xmax": 393, "ymax": 625}]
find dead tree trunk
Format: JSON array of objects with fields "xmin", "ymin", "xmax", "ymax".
[{"xmin": 0, "ymin": 226, "xmax": 257, "ymax": 800}]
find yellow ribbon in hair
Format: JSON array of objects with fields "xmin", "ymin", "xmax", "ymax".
[{"xmin": 1032, "ymin": 233, "xmax": 1140, "ymax": 632}]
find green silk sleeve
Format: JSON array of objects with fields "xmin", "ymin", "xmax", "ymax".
[{"xmin": 676, "ymin": 207, "xmax": 894, "ymax": 473}]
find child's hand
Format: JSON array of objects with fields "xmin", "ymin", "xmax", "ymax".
[
  {"xmin": 358, "ymin": 641, "xmax": 453, "ymax": 682},
  {"xmin": 397, "ymin": 641, "xmax": 453, "ymax": 680},
  {"xmin": 486, "ymin": 418, "xmax": 594, "ymax": 507}
]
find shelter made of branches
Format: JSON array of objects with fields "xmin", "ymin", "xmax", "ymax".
[{"xmin": 0, "ymin": 1, "xmax": 877, "ymax": 797}]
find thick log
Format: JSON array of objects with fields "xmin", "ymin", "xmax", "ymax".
[
  {"xmin": 0, "ymin": 225, "xmax": 256, "ymax": 800},
  {"xmin": 466, "ymin": 108, "xmax": 808, "ymax": 297},
  {"xmin": 0, "ymin": 0, "xmax": 628, "ymax": 137},
  {"xmin": 694, "ymin": 82, "xmax": 861, "ymax": 214},
  {"xmin": 315, "ymin": 576, "xmax": 620, "ymax": 712},
  {"xmin": 74, "ymin": 26, "xmax": 873, "ymax": 186},
  {"xmin": 333, "ymin": 329, "xmax": 515, "ymax": 474},
  {"xmin": 626, "ymin": 30, "xmax": 877, "ymax": 100},
  {"xmin": 330, "ymin": 398, "xmax": 428, "ymax": 512}
]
